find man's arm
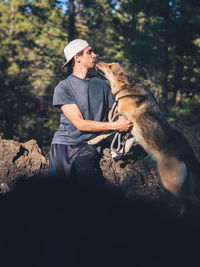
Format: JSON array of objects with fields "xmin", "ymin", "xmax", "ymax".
[{"xmin": 61, "ymin": 104, "xmax": 133, "ymax": 132}]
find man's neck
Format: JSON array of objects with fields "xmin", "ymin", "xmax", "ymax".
[{"xmin": 73, "ymin": 65, "xmax": 88, "ymax": 79}]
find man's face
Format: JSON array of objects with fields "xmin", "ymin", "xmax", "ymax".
[{"xmin": 77, "ymin": 46, "xmax": 97, "ymax": 69}]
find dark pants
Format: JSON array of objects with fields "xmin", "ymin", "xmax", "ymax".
[{"xmin": 49, "ymin": 143, "xmax": 105, "ymax": 186}]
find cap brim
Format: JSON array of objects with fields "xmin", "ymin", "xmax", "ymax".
[{"xmin": 61, "ymin": 61, "xmax": 69, "ymax": 69}]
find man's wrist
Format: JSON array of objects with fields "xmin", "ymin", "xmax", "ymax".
[{"xmin": 110, "ymin": 121, "xmax": 117, "ymax": 130}]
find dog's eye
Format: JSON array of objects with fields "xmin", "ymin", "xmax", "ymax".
[{"xmin": 109, "ymin": 65, "xmax": 112, "ymax": 69}]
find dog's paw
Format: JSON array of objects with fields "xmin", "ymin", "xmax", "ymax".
[
  {"xmin": 87, "ymin": 140, "xmax": 95, "ymax": 145},
  {"xmin": 88, "ymin": 137, "xmax": 101, "ymax": 145},
  {"xmin": 88, "ymin": 132, "xmax": 117, "ymax": 145}
]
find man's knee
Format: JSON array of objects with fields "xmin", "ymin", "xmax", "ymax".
[{"xmin": 73, "ymin": 144, "xmax": 104, "ymax": 184}]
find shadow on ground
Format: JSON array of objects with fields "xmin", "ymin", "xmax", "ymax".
[{"xmin": 0, "ymin": 174, "xmax": 200, "ymax": 267}]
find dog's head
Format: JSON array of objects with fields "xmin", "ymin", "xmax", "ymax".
[{"xmin": 95, "ymin": 62, "xmax": 130, "ymax": 94}]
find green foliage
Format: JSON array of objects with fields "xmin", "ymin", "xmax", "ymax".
[
  {"xmin": 164, "ymin": 94, "xmax": 200, "ymax": 126},
  {"xmin": 0, "ymin": 0, "xmax": 67, "ymax": 151}
]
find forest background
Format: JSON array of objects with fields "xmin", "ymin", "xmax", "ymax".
[{"xmin": 0, "ymin": 0, "xmax": 200, "ymax": 153}]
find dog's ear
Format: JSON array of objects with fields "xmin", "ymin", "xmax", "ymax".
[
  {"xmin": 117, "ymin": 72, "xmax": 130, "ymax": 84},
  {"xmin": 112, "ymin": 64, "xmax": 130, "ymax": 84}
]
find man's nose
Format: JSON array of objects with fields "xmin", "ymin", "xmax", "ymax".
[{"xmin": 92, "ymin": 51, "xmax": 97, "ymax": 58}]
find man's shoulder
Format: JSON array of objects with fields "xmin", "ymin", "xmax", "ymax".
[
  {"xmin": 55, "ymin": 75, "xmax": 72, "ymax": 91},
  {"xmin": 58, "ymin": 75, "xmax": 72, "ymax": 86}
]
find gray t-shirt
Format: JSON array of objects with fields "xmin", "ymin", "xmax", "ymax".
[{"xmin": 51, "ymin": 74, "xmax": 114, "ymax": 145}]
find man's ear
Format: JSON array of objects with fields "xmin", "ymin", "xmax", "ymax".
[{"xmin": 74, "ymin": 55, "xmax": 80, "ymax": 63}]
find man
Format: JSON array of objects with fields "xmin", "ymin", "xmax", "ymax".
[{"xmin": 50, "ymin": 39, "xmax": 133, "ymax": 185}]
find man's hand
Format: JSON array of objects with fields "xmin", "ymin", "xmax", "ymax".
[{"xmin": 113, "ymin": 116, "xmax": 133, "ymax": 132}]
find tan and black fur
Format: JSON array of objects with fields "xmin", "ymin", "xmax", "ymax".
[{"xmin": 90, "ymin": 62, "xmax": 200, "ymax": 212}]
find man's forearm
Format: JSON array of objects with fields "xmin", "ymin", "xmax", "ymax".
[
  {"xmin": 76, "ymin": 119, "xmax": 117, "ymax": 132},
  {"xmin": 61, "ymin": 103, "xmax": 132, "ymax": 133},
  {"xmin": 75, "ymin": 117, "xmax": 132, "ymax": 133}
]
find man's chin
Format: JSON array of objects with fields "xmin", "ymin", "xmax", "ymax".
[{"xmin": 88, "ymin": 62, "xmax": 96, "ymax": 69}]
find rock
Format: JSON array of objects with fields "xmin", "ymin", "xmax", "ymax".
[
  {"xmin": 0, "ymin": 124, "xmax": 200, "ymax": 209},
  {"xmin": 0, "ymin": 139, "xmax": 49, "ymax": 192}
]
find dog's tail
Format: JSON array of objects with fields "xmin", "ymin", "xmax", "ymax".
[{"xmin": 157, "ymin": 155, "xmax": 187, "ymax": 196}]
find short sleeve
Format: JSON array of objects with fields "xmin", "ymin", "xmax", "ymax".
[{"xmin": 53, "ymin": 82, "xmax": 75, "ymax": 107}]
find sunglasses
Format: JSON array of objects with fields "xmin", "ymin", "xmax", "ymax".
[{"xmin": 86, "ymin": 48, "xmax": 94, "ymax": 55}]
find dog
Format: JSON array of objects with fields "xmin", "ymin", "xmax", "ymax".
[{"xmin": 89, "ymin": 62, "xmax": 200, "ymax": 213}]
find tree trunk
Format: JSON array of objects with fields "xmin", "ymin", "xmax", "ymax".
[
  {"xmin": 161, "ymin": 10, "xmax": 170, "ymax": 104},
  {"xmin": 68, "ymin": 0, "xmax": 75, "ymax": 42},
  {"xmin": 65, "ymin": 0, "xmax": 75, "ymax": 76},
  {"xmin": 9, "ymin": 1, "xmax": 15, "ymax": 62},
  {"xmin": 174, "ymin": 56, "xmax": 184, "ymax": 105},
  {"xmin": 175, "ymin": 89, "xmax": 182, "ymax": 106}
]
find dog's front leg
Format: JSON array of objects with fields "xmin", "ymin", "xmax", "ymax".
[{"xmin": 88, "ymin": 131, "xmax": 117, "ymax": 145}]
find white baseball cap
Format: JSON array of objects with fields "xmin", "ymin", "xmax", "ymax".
[{"xmin": 62, "ymin": 39, "xmax": 89, "ymax": 68}]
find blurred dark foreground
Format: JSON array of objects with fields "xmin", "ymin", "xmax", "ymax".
[{"xmin": 0, "ymin": 174, "xmax": 200, "ymax": 267}]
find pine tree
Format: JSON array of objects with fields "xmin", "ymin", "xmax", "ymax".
[{"xmin": 0, "ymin": 0, "xmax": 68, "ymax": 149}]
